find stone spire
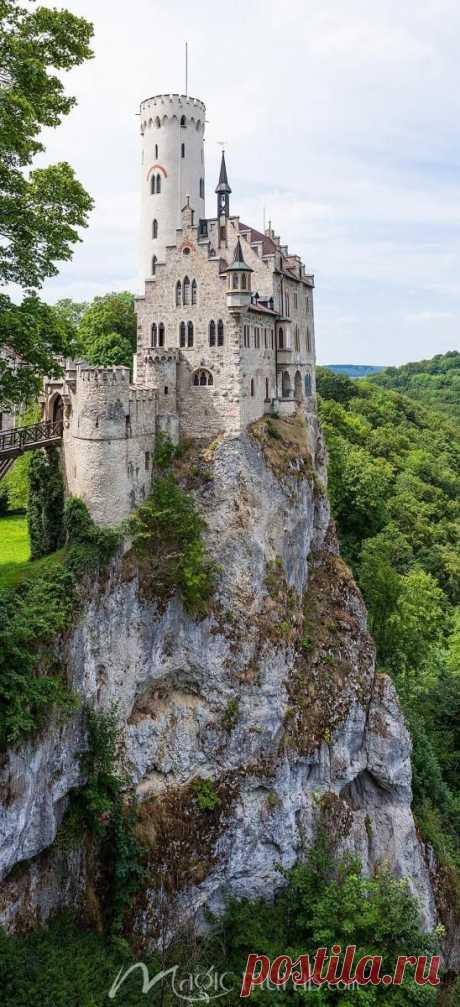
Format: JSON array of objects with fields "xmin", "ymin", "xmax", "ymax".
[{"xmin": 215, "ymin": 150, "xmax": 231, "ymax": 218}]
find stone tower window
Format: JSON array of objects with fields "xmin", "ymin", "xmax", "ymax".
[
  {"xmin": 150, "ymin": 175, "xmax": 156, "ymax": 194},
  {"xmin": 193, "ymin": 369, "xmax": 213, "ymax": 386},
  {"xmin": 181, "ymin": 143, "xmax": 185, "ymax": 159},
  {"xmin": 191, "ymin": 279, "xmax": 197, "ymax": 305},
  {"xmin": 180, "ymin": 115, "xmax": 186, "ymax": 127},
  {"xmin": 155, "ymin": 143, "xmax": 158, "ymax": 158},
  {"xmin": 152, "ymin": 219, "xmax": 158, "ymax": 238},
  {"xmin": 278, "ymin": 327, "xmax": 284, "ymax": 350},
  {"xmin": 241, "ymin": 273, "xmax": 247, "ymax": 290},
  {"xmin": 199, "ymin": 178, "xmax": 204, "ymax": 199},
  {"xmin": 159, "ymin": 323, "xmax": 165, "ymax": 347},
  {"xmin": 250, "ymin": 378, "xmax": 255, "ymax": 397},
  {"xmin": 307, "ymin": 327, "xmax": 312, "ymax": 352},
  {"xmin": 187, "ymin": 321, "xmax": 194, "ymax": 347},
  {"xmin": 282, "ymin": 371, "xmax": 291, "ymax": 398},
  {"xmin": 179, "ymin": 321, "xmax": 186, "ymax": 347},
  {"xmin": 176, "ymin": 280, "xmax": 182, "ymax": 306},
  {"xmin": 217, "ymin": 320, "xmax": 224, "ymax": 346},
  {"xmin": 305, "ymin": 371, "xmax": 312, "ymax": 395},
  {"xmin": 209, "ymin": 320, "xmax": 216, "ymax": 347},
  {"xmin": 265, "ymin": 378, "xmax": 269, "ymax": 400},
  {"xmin": 232, "ymin": 273, "xmax": 239, "ymax": 290},
  {"xmin": 156, "ymin": 174, "xmax": 161, "ymax": 193},
  {"xmin": 183, "ymin": 276, "xmax": 191, "ymax": 305},
  {"xmin": 151, "ymin": 323, "xmax": 157, "ymax": 347},
  {"xmin": 151, "ymin": 255, "xmax": 157, "ymax": 276}
]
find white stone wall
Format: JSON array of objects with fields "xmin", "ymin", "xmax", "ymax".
[
  {"xmin": 61, "ymin": 366, "xmax": 157, "ymax": 527},
  {"xmin": 140, "ymin": 94, "xmax": 206, "ymax": 280}
]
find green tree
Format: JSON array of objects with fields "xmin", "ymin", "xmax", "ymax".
[
  {"xmin": 84, "ymin": 330, "xmax": 134, "ymax": 368},
  {"xmin": 78, "ymin": 292, "xmax": 136, "ymax": 364},
  {"xmin": 0, "ymin": 0, "xmax": 94, "ymax": 407},
  {"xmin": 27, "ymin": 446, "xmax": 65, "ymax": 558}
]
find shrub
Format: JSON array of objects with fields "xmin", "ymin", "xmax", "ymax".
[
  {"xmin": 28, "ymin": 447, "xmax": 65, "ymax": 559},
  {"xmin": 129, "ymin": 474, "xmax": 215, "ymax": 616},
  {"xmin": 191, "ymin": 778, "xmax": 221, "ymax": 812},
  {"xmin": 0, "ymin": 484, "xmax": 9, "ymax": 516}
]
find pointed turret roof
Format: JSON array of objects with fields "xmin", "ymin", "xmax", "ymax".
[
  {"xmin": 215, "ymin": 151, "xmax": 232, "ymax": 193},
  {"xmin": 225, "ymin": 236, "xmax": 253, "ymax": 272}
]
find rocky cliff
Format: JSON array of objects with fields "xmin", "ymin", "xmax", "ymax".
[{"xmin": 0, "ymin": 413, "xmax": 438, "ymax": 941}]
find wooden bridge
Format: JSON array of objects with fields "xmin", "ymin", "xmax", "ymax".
[{"xmin": 0, "ymin": 419, "xmax": 63, "ymax": 480}]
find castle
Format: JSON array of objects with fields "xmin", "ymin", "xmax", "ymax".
[{"xmin": 44, "ymin": 92, "xmax": 317, "ymax": 526}]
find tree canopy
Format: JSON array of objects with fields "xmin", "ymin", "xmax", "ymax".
[{"xmin": 0, "ymin": 0, "xmax": 94, "ymax": 408}]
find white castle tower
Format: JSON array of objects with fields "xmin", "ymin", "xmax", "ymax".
[{"xmin": 139, "ymin": 93, "xmax": 206, "ymax": 278}]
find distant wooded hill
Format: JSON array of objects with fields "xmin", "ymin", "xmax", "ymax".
[
  {"xmin": 370, "ymin": 350, "xmax": 460, "ymax": 422},
  {"xmin": 326, "ymin": 364, "xmax": 385, "ymax": 378}
]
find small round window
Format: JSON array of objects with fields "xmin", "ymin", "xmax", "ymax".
[{"xmin": 183, "ymin": 247, "xmax": 191, "ymax": 256}]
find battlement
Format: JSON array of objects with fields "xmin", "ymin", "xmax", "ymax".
[
  {"xmin": 142, "ymin": 349, "xmax": 180, "ymax": 365},
  {"xmin": 129, "ymin": 385, "xmax": 158, "ymax": 403},
  {"xmin": 140, "ymin": 94, "xmax": 206, "ymax": 134},
  {"xmin": 78, "ymin": 365, "xmax": 130, "ymax": 385}
]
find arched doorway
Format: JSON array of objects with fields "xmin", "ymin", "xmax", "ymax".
[
  {"xmin": 282, "ymin": 371, "xmax": 291, "ymax": 399},
  {"xmin": 52, "ymin": 394, "xmax": 64, "ymax": 427},
  {"xmin": 294, "ymin": 370, "xmax": 302, "ymax": 400}
]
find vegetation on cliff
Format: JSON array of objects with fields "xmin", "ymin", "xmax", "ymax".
[{"xmin": 317, "ymin": 367, "xmax": 460, "ymax": 920}]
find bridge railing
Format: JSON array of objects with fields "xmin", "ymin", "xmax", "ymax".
[{"xmin": 0, "ymin": 419, "xmax": 63, "ymax": 456}]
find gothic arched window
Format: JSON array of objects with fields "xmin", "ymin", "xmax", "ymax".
[
  {"xmin": 278, "ymin": 327, "xmax": 284, "ymax": 350},
  {"xmin": 305, "ymin": 371, "xmax": 312, "ymax": 396},
  {"xmin": 193, "ymin": 369, "xmax": 213, "ymax": 386},
  {"xmin": 152, "ymin": 219, "xmax": 158, "ymax": 238},
  {"xmin": 179, "ymin": 321, "xmax": 186, "ymax": 347},
  {"xmin": 156, "ymin": 174, "xmax": 161, "ymax": 193},
  {"xmin": 151, "ymin": 323, "xmax": 157, "ymax": 347},
  {"xmin": 183, "ymin": 276, "xmax": 190, "ymax": 305},
  {"xmin": 209, "ymin": 320, "xmax": 216, "ymax": 347},
  {"xmin": 158, "ymin": 323, "xmax": 165, "ymax": 348},
  {"xmin": 176, "ymin": 280, "xmax": 182, "ymax": 306},
  {"xmin": 181, "ymin": 143, "xmax": 185, "ymax": 159},
  {"xmin": 306, "ymin": 327, "xmax": 312, "ymax": 352},
  {"xmin": 217, "ymin": 320, "xmax": 224, "ymax": 346},
  {"xmin": 180, "ymin": 115, "xmax": 186, "ymax": 128},
  {"xmin": 199, "ymin": 178, "xmax": 204, "ymax": 199},
  {"xmin": 150, "ymin": 175, "xmax": 156, "ymax": 194},
  {"xmin": 191, "ymin": 279, "xmax": 197, "ymax": 305},
  {"xmin": 187, "ymin": 321, "xmax": 194, "ymax": 347},
  {"xmin": 152, "ymin": 255, "xmax": 157, "ymax": 276},
  {"xmin": 265, "ymin": 378, "xmax": 269, "ymax": 401},
  {"xmin": 241, "ymin": 273, "xmax": 247, "ymax": 290}
]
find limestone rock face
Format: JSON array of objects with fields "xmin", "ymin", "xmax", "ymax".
[{"xmin": 0, "ymin": 417, "xmax": 438, "ymax": 937}]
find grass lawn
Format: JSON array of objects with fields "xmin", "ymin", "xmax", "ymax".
[{"xmin": 0, "ymin": 514, "xmax": 65, "ymax": 592}]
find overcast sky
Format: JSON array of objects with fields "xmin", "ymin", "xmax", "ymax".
[{"xmin": 37, "ymin": 0, "xmax": 460, "ymax": 365}]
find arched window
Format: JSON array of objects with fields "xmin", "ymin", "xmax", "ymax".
[
  {"xmin": 241, "ymin": 273, "xmax": 247, "ymax": 290},
  {"xmin": 154, "ymin": 143, "xmax": 158, "ymax": 158},
  {"xmin": 150, "ymin": 175, "xmax": 156, "ymax": 194},
  {"xmin": 217, "ymin": 320, "xmax": 224, "ymax": 346},
  {"xmin": 193, "ymin": 369, "xmax": 213, "ymax": 386},
  {"xmin": 156, "ymin": 174, "xmax": 161, "ymax": 193},
  {"xmin": 187, "ymin": 321, "xmax": 194, "ymax": 347},
  {"xmin": 305, "ymin": 372, "xmax": 312, "ymax": 396},
  {"xmin": 183, "ymin": 276, "xmax": 190, "ymax": 305},
  {"xmin": 179, "ymin": 321, "xmax": 186, "ymax": 347},
  {"xmin": 282, "ymin": 371, "xmax": 291, "ymax": 399},
  {"xmin": 152, "ymin": 219, "xmax": 158, "ymax": 239},
  {"xmin": 152, "ymin": 255, "xmax": 157, "ymax": 275},
  {"xmin": 191, "ymin": 279, "xmax": 197, "ymax": 305},
  {"xmin": 250, "ymin": 378, "xmax": 255, "ymax": 398},
  {"xmin": 278, "ymin": 327, "xmax": 284, "ymax": 349},
  {"xmin": 181, "ymin": 143, "xmax": 185, "ymax": 159},
  {"xmin": 294, "ymin": 370, "xmax": 302, "ymax": 400},
  {"xmin": 151, "ymin": 323, "xmax": 157, "ymax": 347},
  {"xmin": 199, "ymin": 178, "xmax": 205, "ymax": 199},
  {"xmin": 209, "ymin": 320, "xmax": 216, "ymax": 347},
  {"xmin": 232, "ymin": 273, "xmax": 239, "ymax": 289},
  {"xmin": 180, "ymin": 115, "xmax": 186, "ymax": 127},
  {"xmin": 295, "ymin": 325, "xmax": 300, "ymax": 352},
  {"xmin": 176, "ymin": 280, "xmax": 182, "ymax": 306},
  {"xmin": 155, "ymin": 116, "xmax": 161, "ymax": 128},
  {"xmin": 159, "ymin": 323, "xmax": 165, "ymax": 348},
  {"xmin": 306, "ymin": 327, "xmax": 312, "ymax": 352},
  {"xmin": 265, "ymin": 378, "xmax": 269, "ymax": 401}
]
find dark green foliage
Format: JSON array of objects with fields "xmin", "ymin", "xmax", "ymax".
[
  {"xmin": 153, "ymin": 430, "xmax": 181, "ymax": 468},
  {"xmin": 316, "ymin": 366, "xmax": 357, "ymax": 404},
  {"xmin": 0, "ymin": 1, "xmax": 94, "ymax": 407},
  {"xmin": 129, "ymin": 473, "xmax": 216, "ymax": 616},
  {"xmin": 0, "ymin": 839, "xmax": 440, "ymax": 1005},
  {"xmin": 60, "ymin": 709, "xmax": 145, "ymax": 934},
  {"xmin": 371, "ymin": 351, "xmax": 460, "ymax": 423},
  {"xmin": 191, "ymin": 777, "xmax": 221, "ymax": 811},
  {"xmin": 27, "ymin": 447, "xmax": 65, "ymax": 559},
  {"xmin": 319, "ymin": 368, "xmax": 460, "ymax": 914},
  {"xmin": 0, "ymin": 484, "xmax": 9, "ymax": 515},
  {"xmin": 78, "ymin": 292, "xmax": 136, "ymax": 364},
  {"xmin": 0, "ymin": 499, "xmax": 119, "ymax": 749}
]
